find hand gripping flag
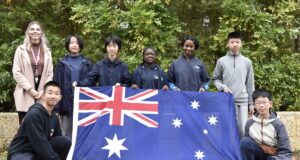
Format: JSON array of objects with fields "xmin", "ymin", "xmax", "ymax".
[{"xmin": 68, "ymin": 86, "xmax": 242, "ymax": 160}]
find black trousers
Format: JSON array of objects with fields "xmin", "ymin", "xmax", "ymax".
[{"xmin": 10, "ymin": 136, "xmax": 71, "ymax": 160}]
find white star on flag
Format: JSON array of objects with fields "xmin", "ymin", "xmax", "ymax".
[
  {"xmin": 190, "ymin": 100, "xmax": 200, "ymax": 110},
  {"xmin": 208, "ymin": 115, "xmax": 218, "ymax": 125},
  {"xmin": 195, "ymin": 149, "xmax": 205, "ymax": 160},
  {"xmin": 203, "ymin": 129, "xmax": 208, "ymax": 135},
  {"xmin": 101, "ymin": 133, "xmax": 128, "ymax": 158},
  {"xmin": 172, "ymin": 118, "xmax": 183, "ymax": 128}
]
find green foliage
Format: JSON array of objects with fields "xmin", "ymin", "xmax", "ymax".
[
  {"xmin": 254, "ymin": 54, "xmax": 300, "ymax": 111},
  {"xmin": 0, "ymin": 0, "xmax": 299, "ymax": 111},
  {"xmin": 0, "ymin": 39, "xmax": 21, "ymax": 111},
  {"xmin": 70, "ymin": 0, "xmax": 182, "ymax": 70},
  {"xmin": 210, "ymin": 0, "xmax": 300, "ymax": 111}
]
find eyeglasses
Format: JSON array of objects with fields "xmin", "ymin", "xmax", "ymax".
[{"xmin": 254, "ymin": 101, "xmax": 269, "ymax": 105}]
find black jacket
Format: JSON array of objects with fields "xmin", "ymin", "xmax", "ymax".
[
  {"xmin": 8, "ymin": 103, "xmax": 62, "ymax": 160},
  {"xmin": 54, "ymin": 54, "xmax": 92, "ymax": 115},
  {"xmin": 131, "ymin": 63, "xmax": 168, "ymax": 89},
  {"xmin": 79, "ymin": 58, "xmax": 131, "ymax": 87}
]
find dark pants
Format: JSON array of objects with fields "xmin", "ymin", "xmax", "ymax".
[
  {"xmin": 10, "ymin": 136, "xmax": 71, "ymax": 160},
  {"xmin": 240, "ymin": 137, "xmax": 277, "ymax": 160},
  {"xmin": 17, "ymin": 111, "xmax": 27, "ymax": 125}
]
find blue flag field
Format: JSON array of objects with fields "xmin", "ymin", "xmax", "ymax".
[{"xmin": 67, "ymin": 86, "xmax": 241, "ymax": 160}]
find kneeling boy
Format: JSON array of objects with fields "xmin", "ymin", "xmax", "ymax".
[
  {"xmin": 8, "ymin": 81, "xmax": 71, "ymax": 160},
  {"xmin": 240, "ymin": 89, "xmax": 292, "ymax": 160}
]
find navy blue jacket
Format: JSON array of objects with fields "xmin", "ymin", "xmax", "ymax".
[
  {"xmin": 131, "ymin": 63, "xmax": 168, "ymax": 89},
  {"xmin": 167, "ymin": 54, "xmax": 210, "ymax": 91},
  {"xmin": 79, "ymin": 58, "xmax": 131, "ymax": 87},
  {"xmin": 8, "ymin": 103, "xmax": 63, "ymax": 160},
  {"xmin": 54, "ymin": 54, "xmax": 92, "ymax": 115}
]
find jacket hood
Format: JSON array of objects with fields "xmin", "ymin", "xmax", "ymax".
[
  {"xmin": 252, "ymin": 111, "xmax": 277, "ymax": 125},
  {"xmin": 29, "ymin": 103, "xmax": 51, "ymax": 116}
]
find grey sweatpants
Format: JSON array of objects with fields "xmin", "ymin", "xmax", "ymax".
[
  {"xmin": 235, "ymin": 103, "xmax": 248, "ymax": 139},
  {"xmin": 60, "ymin": 114, "xmax": 73, "ymax": 138}
]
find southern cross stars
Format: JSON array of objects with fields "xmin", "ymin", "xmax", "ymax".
[
  {"xmin": 101, "ymin": 133, "xmax": 128, "ymax": 158},
  {"xmin": 208, "ymin": 115, "xmax": 218, "ymax": 125},
  {"xmin": 172, "ymin": 118, "xmax": 183, "ymax": 128},
  {"xmin": 195, "ymin": 149, "xmax": 205, "ymax": 160},
  {"xmin": 190, "ymin": 100, "xmax": 200, "ymax": 110}
]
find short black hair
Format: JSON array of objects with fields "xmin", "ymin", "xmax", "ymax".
[
  {"xmin": 142, "ymin": 47, "xmax": 156, "ymax": 56},
  {"xmin": 65, "ymin": 34, "xmax": 84, "ymax": 52},
  {"xmin": 180, "ymin": 35, "xmax": 200, "ymax": 50},
  {"xmin": 105, "ymin": 35, "xmax": 122, "ymax": 50},
  {"xmin": 227, "ymin": 31, "xmax": 243, "ymax": 41},
  {"xmin": 43, "ymin": 81, "xmax": 61, "ymax": 92},
  {"xmin": 252, "ymin": 89, "xmax": 272, "ymax": 102}
]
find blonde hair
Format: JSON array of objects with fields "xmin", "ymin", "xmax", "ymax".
[{"xmin": 23, "ymin": 21, "xmax": 49, "ymax": 52}]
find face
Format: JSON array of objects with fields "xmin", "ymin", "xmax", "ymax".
[
  {"xmin": 69, "ymin": 36, "xmax": 80, "ymax": 54},
  {"xmin": 42, "ymin": 86, "xmax": 61, "ymax": 108},
  {"xmin": 143, "ymin": 49, "xmax": 156, "ymax": 64},
  {"xmin": 106, "ymin": 42, "xmax": 119, "ymax": 60},
  {"xmin": 254, "ymin": 97, "xmax": 272, "ymax": 118},
  {"xmin": 28, "ymin": 24, "xmax": 42, "ymax": 44},
  {"xmin": 183, "ymin": 40, "xmax": 195, "ymax": 57},
  {"xmin": 227, "ymin": 38, "xmax": 242, "ymax": 54}
]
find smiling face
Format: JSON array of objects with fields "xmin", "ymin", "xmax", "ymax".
[
  {"xmin": 68, "ymin": 36, "xmax": 80, "ymax": 54},
  {"xmin": 106, "ymin": 42, "xmax": 119, "ymax": 61},
  {"xmin": 42, "ymin": 86, "xmax": 61, "ymax": 108},
  {"xmin": 254, "ymin": 97, "xmax": 272, "ymax": 119},
  {"xmin": 183, "ymin": 40, "xmax": 195, "ymax": 57},
  {"xmin": 143, "ymin": 48, "xmax": 156, "ymax": 64},
  {"xmin": 28, "ymin": 23, "xmax": 42, "ymax": 44}
]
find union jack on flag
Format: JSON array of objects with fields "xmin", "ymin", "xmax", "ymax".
[{"xmin": 77, "ymin": 86, "xmax": 158, "ymax": 127}]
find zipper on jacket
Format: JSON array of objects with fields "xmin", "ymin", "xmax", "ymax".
[
  {"xmin": 261, "ymin": 119, "xmax": 264, "ymax": 144},
  {"xmin": 233, "ymin": 54, "xmax": 236, "ymax": 68}
]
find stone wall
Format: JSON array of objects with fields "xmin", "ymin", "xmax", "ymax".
[
  {"xmin": 277, "ymin": 112, "xmax": 300, "ymax": 152},
  {"xmin": 0, "ymin": 113, "xmax": 18, "ymax": 151},
  {"xmin": 0, "ymin": 112, "xmax": 299, "ymax": 152}
]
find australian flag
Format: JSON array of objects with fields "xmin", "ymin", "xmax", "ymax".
[{"xmin": 67, "ymin": 86, "xmax": 242, "ymax": 160}]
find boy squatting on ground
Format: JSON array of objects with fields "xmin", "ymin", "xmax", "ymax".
[
  {"xmin": 8, "ymin": 81, "xmax": 71, "ymax": 160},
  {"xmin": 240, "ymin": 89, "xmax": 292, "ymax": 160}
]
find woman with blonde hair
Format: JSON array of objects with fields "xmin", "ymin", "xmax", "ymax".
[{"xmin": 12, "ymin": 21, "xmax": 53, "ymax": 124}]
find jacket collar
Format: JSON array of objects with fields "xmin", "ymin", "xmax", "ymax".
[
  {"xmin": 227, "ymin": 51, "xmax": 241, "ymax": 57},
  {"xmin": 103, "ymin": 57, "xmax": 122, "ymax": 65},
  {"xmin": 140, "ymin": 63, "xmax": 160, "ymax": 69}
]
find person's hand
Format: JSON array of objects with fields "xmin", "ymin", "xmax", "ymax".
[
  {"xmin": 249, "ymin": 104, "xmax": 255, "ymax": 115},
  {"xmin": 260, "ymin": 144, "xmax": 277, "ymax": 156},
  {"xmin": 72, "ymin": 81, "xmax": 77, "ymax": 88},
  {"xmin": 162, "ymin": 85, "xmax": 169, "ymax": 90},
  {"xmin": 131, "ymin": 84, "xmax": 139, "ymax": 90},
  {"xmin": 223, "ymin": 87, "xmax": 232, "ymax": 93},
  {"xmin": 29, "ymin": 88, "xmax": 39, "ymax": 97},
  {"xmin": 199, "ymin": 87, "xmax": 205, "ymax": 92},
  {"xmin": 35, "ymin": 90, "xmax": 43, "ymax": 99},
  {"xmin": 174, "ymin": 87, "xmax": 180, "ymax": 91}
]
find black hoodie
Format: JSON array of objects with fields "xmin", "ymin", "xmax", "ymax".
[{"xmin": 8, "ymin": 103, "xmax": 62, "ymax": 160}]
